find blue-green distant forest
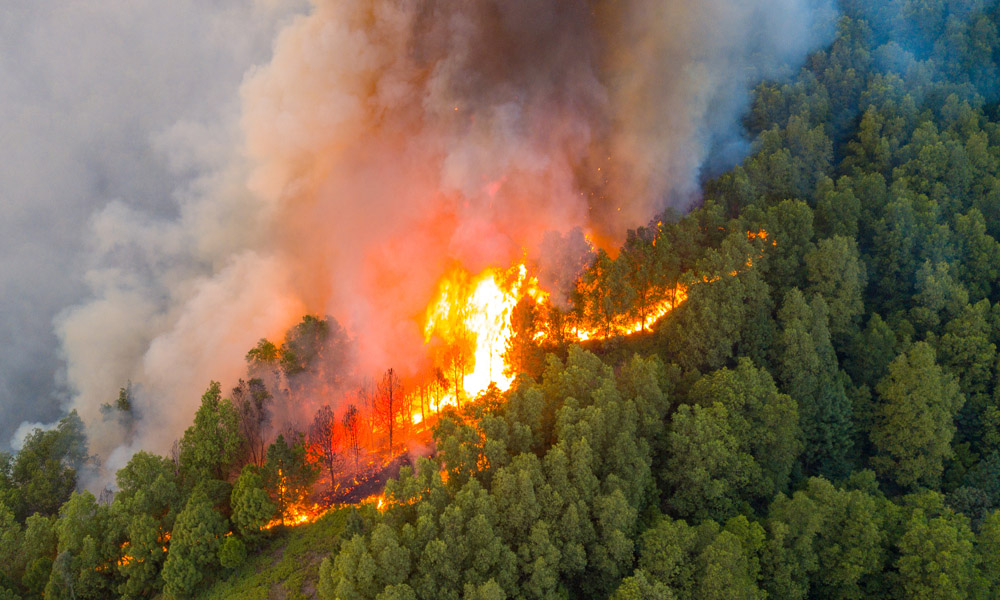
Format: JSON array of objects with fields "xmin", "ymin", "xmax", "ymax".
[{"xmin": 6, "ymin": 0, "xmax": 1000, "ymax": 598}]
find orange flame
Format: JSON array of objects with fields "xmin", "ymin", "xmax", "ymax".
[
  {"xmin": 424, "ymin": 264, "xmax": 546, "ymax": 398},
  {"xmin": 262, "ymin": 502, "xmax": 326, "ymax": 530}
]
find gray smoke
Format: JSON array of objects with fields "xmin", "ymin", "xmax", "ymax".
[{"xmin": 0, "ymin": 0, "xmax": 308, "ymax": 448}]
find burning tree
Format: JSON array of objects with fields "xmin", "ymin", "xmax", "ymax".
[
  {"xmin": 263, "ymin": 433, "xmax": 319, "ymax": 526},
  {"xmin": 308, "ymin": 404, "xmax": 342, "ymax": 482},
  {"xmin": 357, "ymin": 376, "xmax": 376, "ymax": 449},
  {"xmin": 232, "ymin": 378, "xmax": 272, "ymax": 467},
  {"xmin": 376, "ymin": 368, "xmax": 404, "ymax": 454},
  {"xmin": 342, "ymin": 404, "xmax": 361, "ymax": 469},
  {"xmin": 444, "ymin": 343, "xmax": 469, "ymax": 405},
  {"xmin": 279, "ymin": 315, "xmax": 353, "ymax": 397},
  {"xmin": 505, "ymin": 295, "xmax": 545, "ymax": 379}
]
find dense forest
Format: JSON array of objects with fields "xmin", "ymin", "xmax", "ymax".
[{"xmin": 6, "ymin": 0, "xmax": 1000, "ymax": 598}]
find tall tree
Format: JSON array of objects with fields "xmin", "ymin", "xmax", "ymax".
[
  {"xmin": 871, "ymin": 342, "xmax": 964, "ymax": 489},
  {"xmin": 776, "ymin": 289, "xmax": 853, "ymax": 478},
  {"xmin": 763, "ymin": 477, "xmax": 886, "ymax": 600},
  {"xmin": 263, "ymin": 434, "xmax": 319, "ymax": 525},
  {"xmin": 10, "ymin": 411, "xmax": 89, "ymax": 519},
  {"xmin": 177, "ymin": 382, "xmax": 240, "ymax": 483},
  {"xmin": 231, "ymin": 378, "xmax": 272, "ymax": 468},
  {"xmin": 804, "ymin": 235, "xmax": 867, "ymax": 342},
  {"xmin": 161, "ymin": 489, "xmax": 227, "ymax": 599},
  {"xmin": 309, "ymin": 404, "xmax": 342, "ymax": 482},
  {"xmin": 343, "ymin": 404, "xmax": 362, "ymax": 470},
  {"xmin": 377, "ymin": 369, "xmax": 404, "ymax": 455},
  {"xmin": 665, "ymin": 359, "xmax": 800, "ymax": 521},
  {"xmin": 896, "ymin": 506, "xmax": 975, "ymax": 600},
  {"xmin": 230, "ymin": 466, "xmax": 275, "ymax": 545},
  {"xmin": 111, "ymin": 451, "xmax": 182, "ymax": 599}
]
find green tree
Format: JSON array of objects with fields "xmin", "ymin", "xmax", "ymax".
[
  {"xmin": 814, "ymin": 177, "xmax": 862, "ymax": 240},
  {"xmin": 937, "ymin": 299, "xmax": 997, "ymax": 450},
  {"xmin": 763, "ymin": 477, "xmax": 886, "ymax": 600},
  {"xmin": 112, "ymin": 451, "xmax": 182, "ymax": 599},
  {"xmin": 776, "ymin": 289, "xmax": 853, "ymax": 478},
  {"xmin": 665, "ymin": 232, "xmax": 774, "ymax": 371},
  {"xmin": 804, "ymin": 236, "xmax": 867, "ymax": 341},
  {"xmin": 975, "ymin": 510, "xmax": 1000, "ymax": 599},
  {"xmin": 177, "ymin": 381, "xmax": 240, "ymax": 482},
  {"xmin": 871, "ymin": 342, "xmax": 964, "ymax": 489},
  {"xmin": 952, "ymin": 209, "xmax": 1000, "ymax": 302},
  {"xmin": 20, "ymin": 514, "xmax": 57, "ymax": 599},
  {"xmin": 217, "ymin": 537, "xmax": 246, "ymax": 570},
  {"xmin": 10, "ymin": 411, "xmax": 89, "ymax": 519},
  {"xmin": 45, "ymin": 491, "xmax": 115, "ymax": 600},
  {"xmin": 611, "ymin": 570, "xmax": 674, "ymax": 600},
  {"xmin": 161, "ymin": 489, "xmax": 227, "ymax": 598},
  {"xmin": 230, "ymin": 465, "xmax": 275, "ymax": 544},
  {"xmin": 0, "ymin": 500, "xmax": 24, "ymax": 590},
  {"xmin": 896, "ymin": 507, "xmax": 975, "ymax": 600},
  {"xmin": 263, "ymin": 433, "xmax": 319, "ymax": 525},
  {"xmin": 665, "ymin": 359, "xmax": 800, "ymax": 521},
  {"xmin": 696, "ymin": 519, "xmax": 766, "ymax": 600}
]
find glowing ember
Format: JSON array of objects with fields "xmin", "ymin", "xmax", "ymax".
[
  {"xmin": 262, "ymin": 502, "xmax": 326, "ymax": 529},
  {"xmin": 570, "ymin": 286, "xmax": 688, "ymax": 342}
]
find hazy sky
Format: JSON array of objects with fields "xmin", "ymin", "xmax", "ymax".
[{"xmin": 0, "ymin": 1, "xmax": 308, "ymax": 446}]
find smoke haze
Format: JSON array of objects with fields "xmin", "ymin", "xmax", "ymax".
[
  {"xmin": 0, "ymin": 0, "xmax": 308, "ymax": 449},
  {"xmin": 2, "ymin": 0, "xmax": 836, "ymax": 479}
]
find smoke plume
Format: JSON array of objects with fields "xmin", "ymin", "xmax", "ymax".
[
  {"xmin": 49, "ymin": 0, "xmax": 836, "ymax": 479},
  {"xmin": 0, "ymin": 0, "xmax": 307, "ymax": 449}
]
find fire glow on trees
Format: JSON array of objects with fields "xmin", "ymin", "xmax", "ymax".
[
  {"xmin": 418, "ymin": 229, "xmax": 773, "ymax": 405},
  {"xmin": 253, "ymin": 228, "xmax": 772, "ymax": 528}
]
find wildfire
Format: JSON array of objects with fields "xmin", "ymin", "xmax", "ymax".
[
  {"xmin": 421, "ymin": 230, "xmax": 772, "ymax": 389},
  {"xmin": 424, "ymin": 264, "xmax": 547, "ymax": 398},
  {"xmin": 262, "ymin": 502, "xmax": 326, "ymax": 529},
  {"xmin": 569, "ymin": 286, "xmax": 689, "ymax": 342}
]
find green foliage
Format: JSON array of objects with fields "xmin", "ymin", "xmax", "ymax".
[
  {"xmin": 161, "ymin": 489, "xmax": 228, "ymax": 598},
  {"xmin": 263, "ymin": 434, "xmax": 319, "ymax": 526},
  {"xmin": 8, "ymin": 412, "xmax": 89, "ymax": 519},
  {"xmin": 279, "ymin": 315, "xmax": 330, "ymax": 377},
  {"xmin": 871, "ymin": 342, "xmax": 965, "ymax": 489},
  {"xmin": 665, "ymin": 359, "xmax": 800, "ymax": 521},
  {"xmin": 763, "ymin": 477, "xmax": 886, "ymax": 599},
  {"xmin": 776, "ymin": 289, "xmax": 854, "ymax": 478},
  {"xmin": 209, "ymin": 508, "xmax": 348, "ymax": 600},
  {"xmin": 44, "ymin": 491, "xmax": 116, "ymax": 600},
  {"xmin": 896, "ymin": 506, "xmax": 976, "ymax": 600},
  {"xmin": 664, "ymin": 231, "xmax": 774, "ymax": 371},
  {"xmin": 20, "ymin": 513, "xmax": 57, "ymax": 598},
  {"xmin": 178, "ymin": 381, "xmax": 241, "ymax": 483},
  {"xmin": 230, "ymin": 466, "xmax": 275, "ymax": 544},
  {"xmin": 218, "ymin": 537, "xmax": 246, "ymax": 570},
  {"xmin": 112, "ymin": 451, "xmax": 182, "ymax": 599},
  {"xmin": 975, "ymin": 510, "xmax": 1000, "ymax": 599}
]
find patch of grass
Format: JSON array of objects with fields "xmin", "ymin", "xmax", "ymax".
[{"xmin": 201, "ymin": 508, "xmax": 347, "ymax": 600}]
